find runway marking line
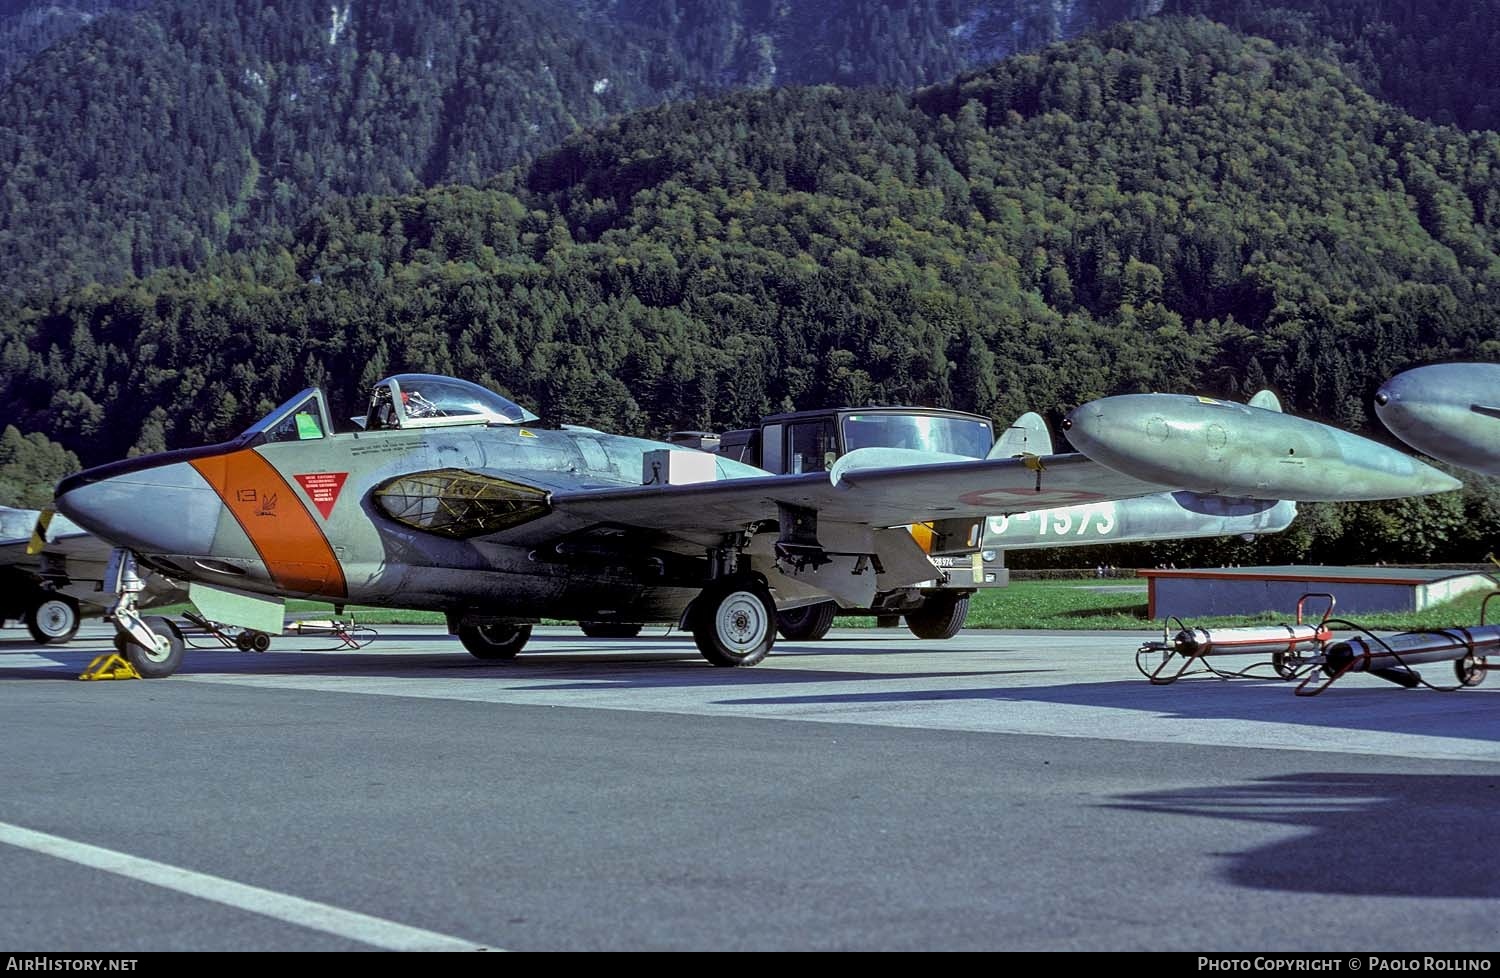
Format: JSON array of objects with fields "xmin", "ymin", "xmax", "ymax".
[{"xmin": 0, "ymin": 820, "xmax": 494, "ymax": 951}]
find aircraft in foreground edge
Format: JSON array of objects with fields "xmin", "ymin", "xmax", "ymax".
[
  {"xmin": 1375, "ymin": 362, "xmax": 1500, "ymax": 477},
  {"xmin": 54, "ymin": 373, "xmax": 1458, "ymax": 677},
  {"xmin": 0, "ymin": 507, "xmax": 181, "ymax": 644}
]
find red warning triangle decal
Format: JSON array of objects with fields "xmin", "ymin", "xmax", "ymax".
[{"xmin": 293, "ymin": 472, "xmax": 350, "ymax": 519}]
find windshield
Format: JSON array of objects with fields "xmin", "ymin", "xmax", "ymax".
[
  {"xmin": 842, "ymin": 413, "xmax": 993, "ymax": 459},
  {"xmin": 242, "ymin": 388, "xmax": 330, "ymax": 443}
]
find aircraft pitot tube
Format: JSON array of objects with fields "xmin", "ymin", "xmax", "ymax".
[{"xmin": 1062, "ymin": 394, "xmax": 1460, "ymax": 501}]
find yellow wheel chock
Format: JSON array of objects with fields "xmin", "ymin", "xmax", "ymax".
[{"xmin": 79, "ymin": 652, "xmax": 142, "ymax": 681}]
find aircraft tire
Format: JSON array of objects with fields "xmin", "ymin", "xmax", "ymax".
[
  {"xmin": 777, "ymin": 601, "xmax": 836, "ymax": 641},
  {"xmin": 875, "ymin": 615, "xmax": 901, "ymax": 629},
  {"xmin": 906, "ymin": 594, "xmax": 970, "ymax": 640},
  {"xmin": 25, "ymin": 594, "xmax": 80, "ymax": 645},
  {"xmin": 459, "ymin": 622, "xmax": 532, "ymax": 660},
  {"xmin": 579, "ymin": 622, "xmax": 643, "ymax": 639},
  {"xmin": 121, "ymin": 616, "xmax": 185, "ymax": 678},
  {"xmin": 692, "ymin": 577, "xmax": 776, "ymax": 667}
]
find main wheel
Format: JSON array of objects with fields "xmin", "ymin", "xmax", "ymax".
[
  {"xmin": 906, "ymin": 594, "xmax": 970, "ymax": 640},
  {"xmin": 691, "ymin": 577, "xmax": 776, "ymax": 667},
  {"xmin": 579, "ymin": 621, "xmax": 643, "ymax": 639},
  {"xmin": 458, "ymin": 622, "xmax": 532, "ymax": 660},
  {"xmin": 121, "ymin": 615, "xmax": 185, "ymax": 678},
  {"xmin": 25, "ymin": 594, "xmax": 80, "ymax": 645},
  {"xmin": 777, "ymin": 601, "xmax": 836, "ymax": 641}
]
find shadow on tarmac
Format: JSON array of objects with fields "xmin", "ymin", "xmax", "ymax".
[
  {"xmin": 1112, "ymin": 773, "xmax": 1500, "ymax": 897},
  {"xmin": 716, "ymin": 676, "xmax": 1500, "ymax": 745},
  {"xmin": 0, "ymin": 634, "xmax": 1048, "ymax": 689}
]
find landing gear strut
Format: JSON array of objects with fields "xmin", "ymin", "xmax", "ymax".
[{"xmin": 104, "ymin": 549, "xmax": 186, "ymax": 678}]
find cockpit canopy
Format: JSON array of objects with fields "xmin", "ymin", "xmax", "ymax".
[
  {"xmin": 242, "ymin": 374, "xmax": 539, "ymax": 445},
  {"xmin": 365, "ymin": 374, "xmax": 539, "ymax": 430}
]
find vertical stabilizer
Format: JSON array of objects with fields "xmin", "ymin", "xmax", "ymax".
[
  {"xmin": 991, "ymin": 411, "xmax": 1054, "ymax": 458},
  {"xmin": 1248, "ymin": 389, "xmax": 1283, "ymax": 413}
]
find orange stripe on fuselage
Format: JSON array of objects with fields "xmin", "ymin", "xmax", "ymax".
[{"xmin": 190, "ymin": 449, "xmax": 347, "ymax": 599}]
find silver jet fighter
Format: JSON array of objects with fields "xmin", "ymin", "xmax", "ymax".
[
  {"xmin": 54, "ymin": 374, "xmax": 1459, "ymax": 677},
  {"xmin": 1375, "ymin": 363, "xmax": 1500, "ymax": 477}
]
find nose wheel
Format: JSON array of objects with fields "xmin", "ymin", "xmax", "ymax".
[
  {"xmin": 113, "ymin": 615, "xmax": 185, "ymax": 678},
  {"xmin": 691, "ymin": 577, "xmax": 776, "ymax": 667}
]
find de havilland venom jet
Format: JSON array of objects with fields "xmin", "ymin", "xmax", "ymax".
[
  {"xmin": 54, "ymin": 373, "xmax": 1459, "ymax": 677},
  {"xmin": 1375, "ymin": 362, "xmax": 1500, "ymax": 477}
]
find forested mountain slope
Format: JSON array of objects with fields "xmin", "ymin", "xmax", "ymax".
[
  {"xmin": 5, "ymin": 0, "xmax": 1497, "ymax": 304},
  {"xmin": 1165, "ymin": 0, "xmax": 1500, "ymax": 131},
  {"xmin": 6, "ymin": 19, "xmax": 1496, "ymax": 457},
  {"xmin": 0, "ymin": 0, "xmax": 146, "ymax": 86},
  {"xmin": 0, "ymin": 0, "xmax": 1166, "ymax": 300}
]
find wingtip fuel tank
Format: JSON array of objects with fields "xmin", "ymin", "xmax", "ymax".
[
  {"xmin": 1062, "ymin": 393, "xmax": 1461, "ymax": 501},
  {"xmin": 1375, "ymin": 362, "xmax": 1500, "ymax": 478}
]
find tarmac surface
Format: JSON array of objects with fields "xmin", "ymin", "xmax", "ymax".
[{"xmin": 2, "ymin": 622, "xmax": 1498, "ymax": 951}]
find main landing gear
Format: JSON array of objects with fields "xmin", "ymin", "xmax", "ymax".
[
  {"xmin": 25, "ymin": 592, "xmax": 80, "ymax": 645},
  {"xmin": 454, "ymin": 543, "xmax": 779, "ymax": 668},
  {"xmin": 458, "ymin": 622, "xmax": 533, "ymax": 660},
  {"xmin": 690, "ymin": 575, "xmax": 777, "ymax": 667}
]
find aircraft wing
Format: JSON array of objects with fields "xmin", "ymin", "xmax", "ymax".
[
  {"xmin": 0, "ymin": 536, "xmax": 40, "ymax": 572},
  {"xmin": 517, "ymin": 451, "xmax": 1169, "ymax": 546},
  {"xmin": 0, "ymin": 507, "xmax": 113, "ymax": 570}
]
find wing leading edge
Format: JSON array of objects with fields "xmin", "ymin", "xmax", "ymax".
[{"xmin": 534, "ymin": 450, "xmax": 1169, "ymax": 544}]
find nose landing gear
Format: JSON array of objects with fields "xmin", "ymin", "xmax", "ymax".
[{"xmin": 99, "ymin": 549, "xmax": 186, "ymax": 678}]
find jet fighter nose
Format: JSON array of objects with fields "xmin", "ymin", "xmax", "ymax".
[{"xmin": 55, "ymin": 457, "xmax": 224, "ymax": 557}]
